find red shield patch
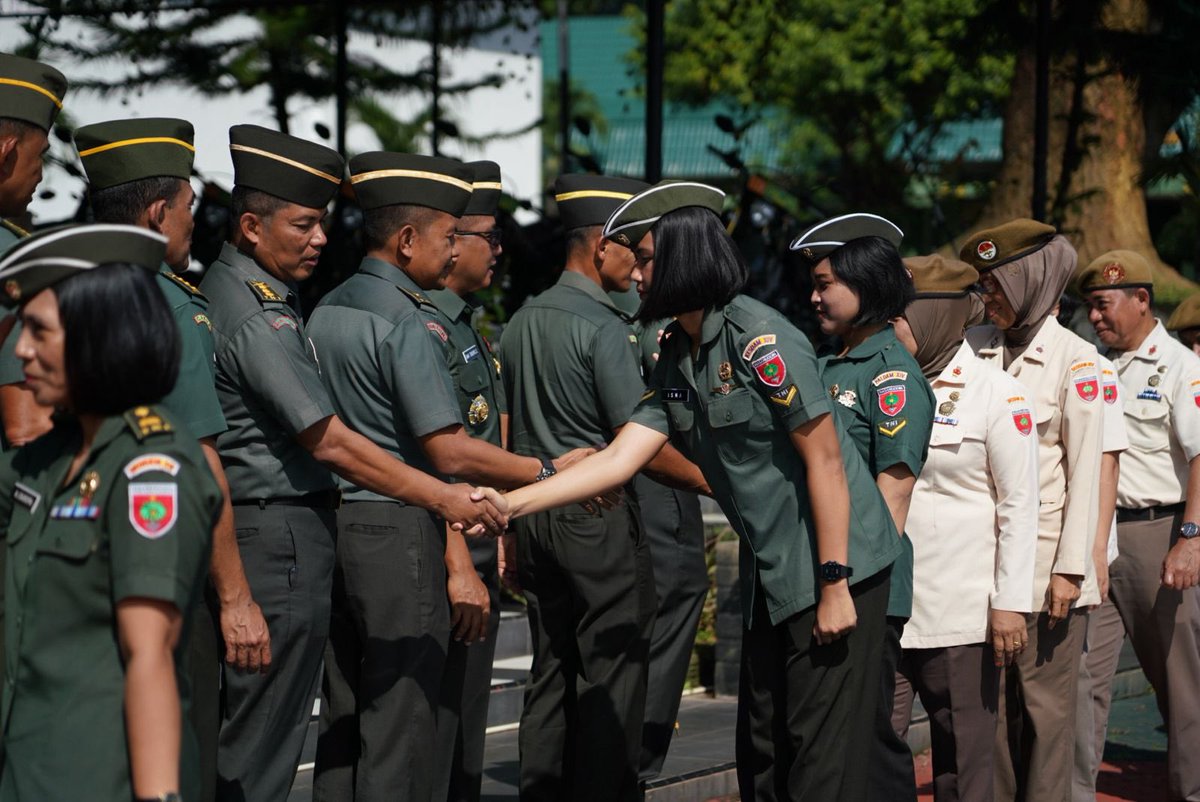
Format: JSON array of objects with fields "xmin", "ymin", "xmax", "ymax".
[
  {"xmin": 128, "ymin": 482, "xmax": 178, "ymax": 539},
  {"xmin": 1012, "ymin": 408, "xmax": 1033, "ymax": 436},
  {"xmin": 751, "ymin": 350, "xmax": 787, "ymax": 387},
  {"xmin": 1075, "ymin": 377, "xmax": 1099, "ymax": 402},
  {"xmin": 1103, "ymin": 382, "xmax": 1118, "ymax": 404},
  {"xmin": 877, "ymin": 384, "xmax": 906, "ymax": 417},
  {"xmin": 1193, "ymin": 391, "xmax": 1200, "ymax": 410}
]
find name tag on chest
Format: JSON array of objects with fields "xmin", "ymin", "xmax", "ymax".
[
  {"xmin": 462, "ymin": 344, "xmax": 481, "ymax": 364},
  {"xmin": 13, "ymin": 482, "xmax": 41, "ymax": 514},
  {"xmin": 663, "ymin": 388, "xmax": 691, "ymax": 403}
]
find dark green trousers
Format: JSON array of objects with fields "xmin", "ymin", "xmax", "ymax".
[
  {"xmin": 630, "ymin": 474, "xmax": 707, "ymax": 780},
  {"xmin": 736, "ymin": 567, "xmax": 891, "ymax": 802},
  {"xmin": 186, "ymin": 580, "xmax": 222, "ymax": 802},
  {"xmin": 314, "ymin": 501, "xmax": 448, "ymax": 802},
  {"xmin": 215, "ymin": 504, "xmax": 335, "ymax": 802},
  {"xmin": 432, "ymin": 537, "xmax": 500, "ymax": 802},
  {"xmin": 516, "ymin": 498, "xmax": 656, "ymax": 802}
]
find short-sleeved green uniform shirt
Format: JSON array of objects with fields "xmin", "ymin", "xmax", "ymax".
[
  {"xmin": 0, "ymin": 221, "xmax": 29, "ymax": 392},
  {"xmin": 306, "ymin": 258, "xmax": 463, "ymax": 500},
  {"xmin": 0, "ymin": 406, "xmax": 219, "ymax": 802},
  {"xmin": 818, "ymin": 326, "xmax": 934, "ymax": 619},
  {"xmin": 154, "ymin": 267, "xmax": 227, "ymax": 440},
  {"xmin": 499, "ymin": 271, "xmax": 644, "ymax": 459},
  {"xmin": 628, "ymin": 295, "xmax": 901, "ymax": 627},
  {"xmin": 198, "ymin": 243, "xmax": 336, "ymax": 501},
  {"xmin": 427, "ymin": 289, "xmax": 505, "ymax": 449}
]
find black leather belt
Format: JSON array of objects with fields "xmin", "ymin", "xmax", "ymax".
[
  {"xmin": 1115, "ymin": 502, "xmax": 1184, "ymax": 523},
  {"xmin": 232, "ymin": 489, "xmax": 341, "ymax": 510}
]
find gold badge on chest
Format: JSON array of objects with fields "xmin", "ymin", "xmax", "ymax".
[
  {"xmin": 79, "ymin": 470, "xmax": 101, "ymax": 501},
  {"xmin": 718, "ymin": 361, "xmax": 733, "ymax": 381},
  {"xmin": 468, "ymin": 394, "xmax": 490, "ymax": 425}
]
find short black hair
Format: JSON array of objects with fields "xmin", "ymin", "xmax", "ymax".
[
  {"xmin": 55, "ymin": 262, "xmax": 179, "ymax": 415},
  {"xmin": 230, "ymin": 185, "xmax": 289, "ymax": 223},
  {"xmin": 827, "ymin": 236, "xmax": 914, "ymax": 326},
  {"xmin": 637, "ymin": 206, "xmax": 747, "ymax": 323},
  {"xmin": 90, "ymin": 176, "xmax": 186, "ymax": 225},
  {"xmin": 1056, "ymin": 292, "xmax": 1080, "ymax": 328},
  {"xmin": 566, "ymin": 225, "xmax": 599, "ymax": 259},
  {"xmin": 362, "ymin": 204, "xmax": 439, "ymax": 252},
  {"xmin": 0, "ymin": 117, "xmax": 39, "ymax": 140}
]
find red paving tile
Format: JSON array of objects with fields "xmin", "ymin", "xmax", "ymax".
[{"xmin": 914, "ymin": 751, "xmax": 1168, "ymax": 801}]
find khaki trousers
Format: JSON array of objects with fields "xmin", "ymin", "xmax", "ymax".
[{"xmin": 1071, "ymin": 598, "xmax": 1124, "ymax": 802}]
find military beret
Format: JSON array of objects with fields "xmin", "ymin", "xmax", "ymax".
[
  {"xmin": 903, "ymin": 253, "xmax": 978, "ymax": 297},
  {"xmin": 1168, "ymin": 293, "xmax": 1200, "ymax": 332},
  {"xmin": 1075, "ymin": 249, "xmax": 1154, "ymax": 293},
  {"xmin": 349, "ymin": 152, "xmax": 473, "ymax": 216},
  {"xmin": 602, "ymin": 180, "xmax": 724, "ymax": 248},
  {"xmin": 462, "ymin": 160, "xmax": 502, "ymax": 217},
  {"xmin": 959, "ymin": 218, "xmax": 1056, "ymax": 273},
  {"xmin": 0, "ymin": 53, "xmax": 68, "ymax": 132},
  {"xmin": 553, "ymin": 174, "xmax": 649, "ymax": 232},
  {"xmin": 0, "ymin": 223, "xmax": 165, "ymax": 308},
  {"xmin": 229, "ymin": 124, "xmax": 344, "ymax": 209},
  {"xmin": 75, "ymin": 117, "xmax": 195, "ymax": 191},
  {"xmin": 789, "ymin": 212, "xmax": 903, "ymax": 261}
]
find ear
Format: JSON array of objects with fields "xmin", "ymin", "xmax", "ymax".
[
  {"xmin": 144, "ymin": 197, "xmax": 168, "ymax": 232},
  {"xmin": 239, "ymin": 212, "xmax": 262, "ymax": 247},
  {"xmin": 1135, "ymin": 287, "xmax": 1152, "ymax": 309},
  {"xmin": 0, "ymin": 135, "xmax": 17, "ymax": 181},
  {"xmin": 395, "ymin": 224, "xmax": 418, "ymax": 260}
]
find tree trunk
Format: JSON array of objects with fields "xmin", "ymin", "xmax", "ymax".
[{"xmin": 958, "ymin": 0, "xmax": 1195, "ymax": 301}]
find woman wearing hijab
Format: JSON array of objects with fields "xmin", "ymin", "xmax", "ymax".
[
  {"xmin": 959, "ymin": 221, "xmax": 1104, "ymax": 802},
  {"xmin": 890, "ymin": 254, "xmax": 1039, "ymax": 801},
  {"xmin": 794, "ymin": 213, "xmax": 934, "ymax": 802}
]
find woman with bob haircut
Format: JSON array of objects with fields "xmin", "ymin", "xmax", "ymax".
[
  {"xmin": 504, "ymin": 181, "xmax": 901, "ymax": 802},
  {"xmin": 794, "ymin": 214, "xmax": 933, "ymax": 801},
  {"xmin": 0, "ymin": 224, "xmax": 219, "ymax": 802}
]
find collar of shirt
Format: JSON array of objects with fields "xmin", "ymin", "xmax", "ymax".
[
  {"xmin": 972, "ymin": 317, "xmax": 1057, "ymax": 366},
  {"xmin": 357, "ymin": 256, "xmax": 428, "ymax": 296},
  {"xmin": 699, "ymin": 306, "xmax": 726, "ymax": 346},
  {"xmin": 1112, "ymin": 319, "xmax": 1168, "ymax": 368},
  {"xmin": 428, "ymin": 287, "xmax": 471, "ymax": 323},
  {"xmin": 218, "ymin": 241, "xmax": 294, "ymax": 301},
  {"xmin": 832, "ymin": 326, "xmax": 898, "ymax": 364},
  {"xmin": 556, "ymin": 270, "xmax": 628, "ymax": 319},
  {"xmin": 932, "ymin": 339, "xmax": 975, "ymax": 387}
]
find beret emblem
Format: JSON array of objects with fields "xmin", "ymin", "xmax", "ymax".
[
  {"xmin": 1102, "ymin": 261, "xmax": 1125, "ymax": 285},
  {"xmin": 976, "ymin": 240, "xmax": 997, "ymax": 261},
  {"xmin": 4, "ymin": 280, "xmax": 19, "ymax": 301}
]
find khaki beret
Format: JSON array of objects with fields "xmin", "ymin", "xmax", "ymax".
[
  {"xmin": 349, "ymin": 152, "xmax": 473, "ymax": 216},
  {"xmin": 553, "ymin": 174, "xmax": 650, "ymax": 231},
  {"xmin": 903, "ymin": 254, "xmax": 978, "ymax": 296},
  {"xmin": 959, "ymin": 218, "xmax": 1056, "ymax": 273},
  {"xmin": 230, "ymin": 124, "xmax": 344, "ymax": 209},
  {"xmin": 75, "ymin": 117, "xmax": 195, "ymax": 191},
  {"xmin": 1075, "ymin": 249, "xmax": 1153, "ymax": 293},
  {"xmin": 1168, "ymin": 293, "xmax": 1200, "ymax": 332},
  {"xmin": 790, "ymin": 212, "xmax": 903, "ymax": 261},
  {"xmin": 462, "ymin": 160, "xmax": 502, "ymax": 217},
  {"xmin": 0, "ymin": 223, "xmax": 165, "ymax": 307},
  {"xmin": 0, "ymin": 53, "xmax": 68, "ymax": 131},
  {"xmin": 602, "ymin": 180, "xmax": 725, "ymax": 249}
]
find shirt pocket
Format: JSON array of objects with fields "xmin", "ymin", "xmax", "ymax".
[
  {"xmin": 1125, "ymin": 400, "xmax": 1170, "ymax": 453},
  {"xmin": 707, "ymin": 388, "xmax": 764, "ymax": 464},
  {"xmin": 666, "ymin": 401, "xmax": 695, "ymax": 432},
  {"xmin": 36, "ymin": 523, "xmax": 100, "ymax": 562},
  {"xmin": 458, "ymin": 360, "xmax": 489, "ymax": 395}
]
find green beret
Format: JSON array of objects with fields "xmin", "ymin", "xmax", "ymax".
[
  {"xmin": 75, "ymin": 118, "xmax": 195, "ymax": 191},
  {"xmin": 1168, "ymin": 293, "xmax": 1200, "ymax": 332},
  {"xmin": 0, "ymin": 223, "xmax": 165, "ymax": 308},
  {"xmin": 602, "ymin": 180, "xmax": 724, "ymax": 248},
  {"xmin": 229, "ymin": 124, "xmax": 344, "ymax": 209},
  {"xmin": 461, "ymin": 160, "xmax": 502, "ymax": 217},
  {"xmin": 0, "ymin": 53, "xmax": 68, "ymax": 131},
  {"xmin": 903, "ymin": 253, "xmax": 978, "ymax": 296},
  {"xmin": 553, "ymin": 174, "xmax": 649, "ymax": 232},
  {"xmin": 789, "ymin": 212, "xmax": 903, "ymax": 261},
  {"xmin": 959, "ymin": 218, "xmax": 1056, "ymax": 273},
  {"xmin": 349, "ymin": 152, "xmax": 473, "ymax": 215},
  {"xmin": 1075, "ymin": 249, "xmax": 1154, "ymax": 293}
]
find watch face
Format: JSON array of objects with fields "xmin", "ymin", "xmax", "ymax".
[{"xmin": 1182, "ymin": 522, "xmax": 1199, "ymax": 539}]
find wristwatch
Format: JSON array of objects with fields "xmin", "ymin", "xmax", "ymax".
[
  {"xmin": 534, "ymin": 458, "xmax": 557, "ymax": 482},
  {"xmin": 1180, "ymin": 521, "xmax": 1199, "ymax": 539},
  {"xmin": 820, "ymin": 561, "xmax": 854, "ymax": 582},
  {"xmin": 135, "ymin": 794, "xmax": 181, "ymax": 802}
]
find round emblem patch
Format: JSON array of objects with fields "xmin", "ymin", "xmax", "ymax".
[
  {"xmin": 468, "ymin": 394, "xmax": 490, "ymax": 425},
  {"xmin": 4, "ymin": 279, "xmax": 20, "ymax": 300},
  {"xmin": 976, "ymin": 240, "xmax": 998, "ymax": 261},
  {"xmin": 1102, "ymin": 261, "xmax": 1126, "ymax": 285}
]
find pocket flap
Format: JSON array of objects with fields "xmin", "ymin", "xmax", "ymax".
[{"xmin": 708, "ymin": 390, "xmax": 753, "ymax": 428}]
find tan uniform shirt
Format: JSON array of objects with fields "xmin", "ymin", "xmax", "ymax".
[
  {"xmin": 1109, "ymin": 320, "xmax": 1200, "ymax": 510},
  {"xmin": 903, "ymin": 340, "xmax": 1040, "ymax": 649},
  {"xmin": 967, "ymin": 317, "xmax": 1104, "ymax": 611},
  {"xmin": 1099, "ymin": 355, "xmax": 1128, "ymax": 567}
]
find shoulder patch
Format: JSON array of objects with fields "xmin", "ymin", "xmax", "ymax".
[
  {"xmin": 193, "ymin": 312, "xmax": 212, "ymax": 331},
  {"xmin": 123, "ymin": 406, "xmax": 173, "ymax": 441},
  {"xmin": 871, "ymin": 370, "xmax": 908, "ymax": 387},
  {"xmin": 164, "ymin": 270, "xmax": 206, "ymax": 298},
  {"xmin": 398, "ymin": 286, "xmax": 434, "ymax": 307},
  {"xmin": 1102, "ymin": 368, "xmax": 1118, "ymax": 404},
  {"xmin": 877, "ymin": 384, "xmax": 907, "ymax": 417},
  {"xmin": 246, "ymin": 279, "xmax": 284, "ymax": 303},
  {"xmin": 272, "ymin": 315, "xmax": 299, "ymax": 331},
  {"xmin": 123, "ymin": 453, "xmax": 182, "ymax": 479},
  {"xmin": 426, "ymin": 320, "xmax": 449, "ymax": 342},
  {"xmin": 878, "ymin": 418, "xmax": 907, "ymax": 438},
  {"xmin": 741, "ymin": 334, "xmax": 777, "ymax": 360},
  {"xmin": 750, "ymin": 349, "xmax": 787, "ymax": 387},
  {"xmin": 129, "ymin": 482, "xmax": 178, "ymax": 539},
  {"xmin": 1008, "ymin": 395, "xmax": 1034, "ymax": 436}
]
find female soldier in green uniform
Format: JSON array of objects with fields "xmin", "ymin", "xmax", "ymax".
[
  {"xmin": 0, "ymin": 224, "xmax": 219, "ymax": 802},
  {"xmin": 795, "ymin": 214, "xmax": 934, "ymax": 801},
  {"xmin": 504, "ymin": 182, "xmax": 901, "ymax": 802}
]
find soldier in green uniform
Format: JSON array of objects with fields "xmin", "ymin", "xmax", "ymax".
[
  {"xmin": 504, "ymin": 181, "xmax": 901, "ymax": 802},
  {"xmin": 793, "ymin": 213, "xmax": 934, "ymax": 802},
  {"xmin": 306, "ymin": 152, "xmax": 574, "ymax": 802},
  {"xmin": 0, "ymin": 53, "xmax": 69, "ymax": 449},
  {"xmin": 200, "ymin": 128, "xmax": 506, "ymax": 802},
  {"xmin": 73, "ymin": 117, "xmax": 267, "ymax": 802},
  {"xmin": 499, "ymin": 174, "xmax": 709, "ymax": 802},
  {"xmin": 0, "ymin": 224, "xmax": 220, "ymax": 802}
]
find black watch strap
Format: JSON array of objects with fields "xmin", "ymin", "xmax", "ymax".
[
  {"xmin": 820, "ymin": 561, "xmax": 854, "ymax": 582},
  {"xmin": 535, "ymin": 458, "xmax": 557, "ymax": 482}
]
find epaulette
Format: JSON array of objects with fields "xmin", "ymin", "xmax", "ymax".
[
  {"xmin": 123, "ymin": 405, "xmax": 173, "ymax": 441},
  {"xmin": 397, "ymin": 286, "xmax": 434, "ymax": 307},
  {"xmin": 246, "ymin": 279, "xmax": 285, "ymax": 304},
  {"xmin": 164, "ymin": 270, "xmax": 207, "ymax": 300},
  {"xmin": 723, "ymin": 302, "xmax": 762, "ymax": 335},
  {"xmin": 0, "ymin": 218, "xmax": 30, "ymax": 238}
]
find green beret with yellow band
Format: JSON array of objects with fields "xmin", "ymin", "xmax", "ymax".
[
  {"xmin": 462, "ymin": 160, "xmax": 502, "ymax": 217},
  {"xmin": 75, "ymin": 117, "xmax": 195, "ymax": 191},
  {"xmin": 553, "ymin": 174, "xmax": 649, "ymax": 231},
  {"xmin": 229, "ymin": 124, "xmax": 344, "ymax": 209},
  {"xmin": 0, "ymin": 52, "xmax": 68, "ymax": 131},
  {"xmin": 349, "ymin": 151, "xmax": 473, "ymax": 216},
  {"xmin": 959, "ymin": 218, "xmax": 1056, "ymax": 273}
]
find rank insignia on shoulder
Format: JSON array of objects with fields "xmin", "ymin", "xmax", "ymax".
[
  {"xmin": 663, "ymin": 388, "xmax": 691, "ymax": 402},
  {"xmin": 193, "ymin": 312, "xmax": 212, "ymax": 331},
  {"xmin": 398, "ymin": 286, "xmax": 432, "ymax": 306},
  {"xmin": 124, "ymin": 406, "xmax": 173, "ymax": 441},
  {"xmin": 246, "ymin": 279, "xmax": 284, "ymax": 303},
  {"xmin": 871, "ymin": 370, "xmax": 908, "ymax": 387},
  {"xmin": 641, "ymin": 389, "xmax": 656, "ymax": 402},
  {"xmin": 770, "ymin": 384, "xmax": 798, "ymax": 407},
  {"xmin": 165, "ymin": 271, "xmax": 204, "ymax": 297},
  {"xmin": 425, "ymin": 320, "xmax": 448, "ymax": 342},
  {"xmin": 878, "ymin": 418, "xmax": 907, "ymax": 438}
]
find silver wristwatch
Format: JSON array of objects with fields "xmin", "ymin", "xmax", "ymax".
[{"xmin": 1180, "ymin": 521, "xmax": 1199, "ymax": 539}]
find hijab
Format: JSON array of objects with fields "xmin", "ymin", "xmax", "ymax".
[
  {"xmin": 904, "ymin": 294, "xmax": 986, "ymax": 380},
  {"xmin": 990, "ymin": 235, "xmax": 1077, "ymax": 366}
]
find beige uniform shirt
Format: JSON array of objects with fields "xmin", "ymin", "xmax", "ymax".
[
  {"xmin": 903, "ymin": 341, "xmax": 1040, "ymax": 649},
  {"xmin": 1109, "ymin": 320, "xmax": 1200, "ymax": 510},
  {"xmin": 1099, "ymin": 355, "xmax": 1129, "ymax": 567},
  {"xmin": 967, "ymin": 317, "xmax": 1104, "ymax": 611}
]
